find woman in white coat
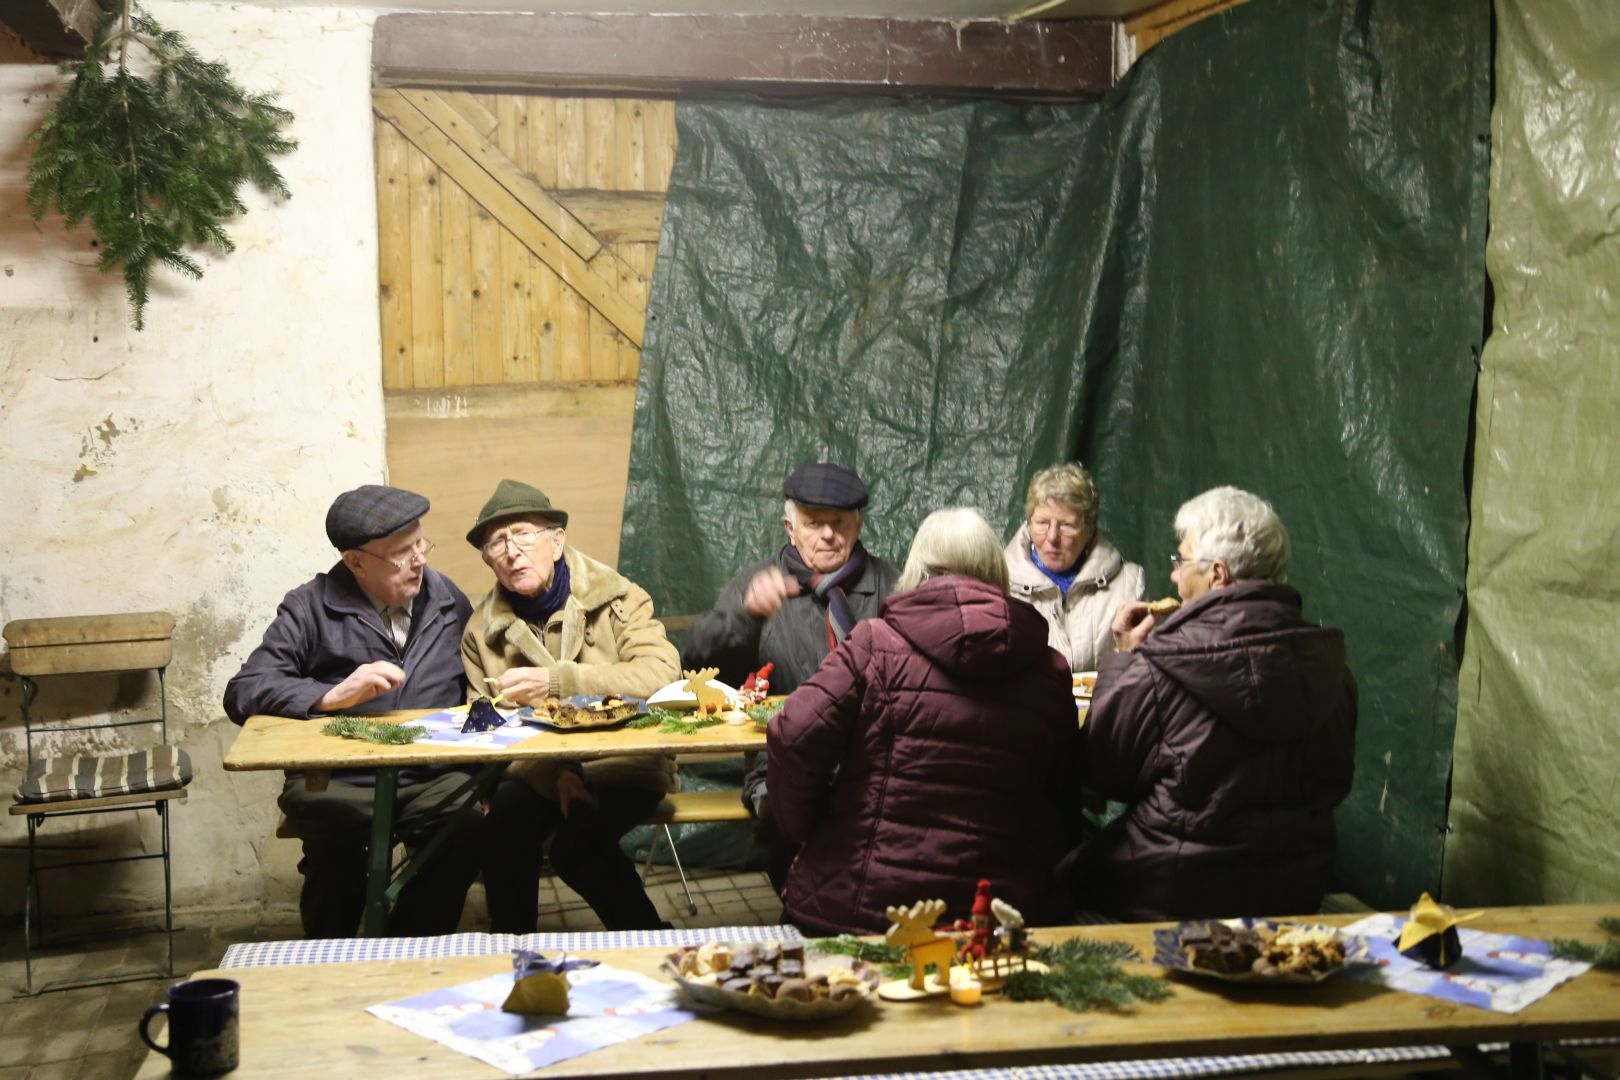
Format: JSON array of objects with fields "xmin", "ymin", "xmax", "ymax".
[{"xmin": 1004, "ymin": 463, "xmax": 1145, "ymax": 672}]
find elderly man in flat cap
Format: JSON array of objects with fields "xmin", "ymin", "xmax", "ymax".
[
  {"xmin": 462, "ymin": 479, "xmax": 681, "ymax": 932},
  {"xmin": 225, "ymin": 484, "xmax": 481, "ymax": 938},
  {"xmin": 682, "ymin": 462, "xmax": 900, "ymax": 891}
]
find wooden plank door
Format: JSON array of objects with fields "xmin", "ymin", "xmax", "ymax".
[{"xmin": 372, "ymin": 90, "xmax": 677, "ymax": 594}]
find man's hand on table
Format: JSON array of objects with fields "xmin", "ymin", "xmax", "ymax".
[
  {"xmin": 490, "ymin": 666, "xmax": 551, "ymax": 704},
  {"xmin": 314, "ymin": 661, "xmax": 406, "ymax": 712},
  {"xmin": 556, "ymin": 769, "xmax": 599, "ymax": 816},
  {"xmin": 744, "ymin": 566, "xmax": 801, "ymax": 620}
]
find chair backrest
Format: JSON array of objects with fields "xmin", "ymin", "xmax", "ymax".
[
  {"xmin": 4, "ymin": 611, "xmax": 175, "ymax": 676},
  {"xmin": 3, "ymin": 612, "xmax": 176, "ymax": 765}
]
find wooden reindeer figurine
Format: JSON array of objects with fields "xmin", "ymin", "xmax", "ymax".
[
  {"xmin": 680, "ymin": 667, "xmax": 729, "ymax": 716},
  {"xmin": 882, "ymin": 899, "xmax": 957, "ymax": 997}
]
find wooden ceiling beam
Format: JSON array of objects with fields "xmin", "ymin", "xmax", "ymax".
[
  {"xmin": 0, "ymin": 0, "xmax": 107, "ymax": 59},
  {"xmin": 374, "ymin": 13, "xmax": 1115, "ymax": 101}
]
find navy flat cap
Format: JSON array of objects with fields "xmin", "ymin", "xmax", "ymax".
[
  {"xmin": 783, "ymin": 462, "xmax": 869, "ymax": 510},
  {"xmin": 326, "ymin": 485, "xmax": 430, "ymax": 550}
]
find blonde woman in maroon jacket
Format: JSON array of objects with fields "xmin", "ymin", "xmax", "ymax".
[{"xmin": 767, "ymin": 507, "xmax": 1081, "ymax": 937}]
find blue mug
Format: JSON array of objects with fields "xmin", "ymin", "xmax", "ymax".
[{"xmin": 139, "ymin": 978, "xmax": 240, "ymax": 1076}]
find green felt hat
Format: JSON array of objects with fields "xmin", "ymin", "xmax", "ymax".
[{"xmin": 466, "ymin": 479, "xmax": 568, "ymax": 548}]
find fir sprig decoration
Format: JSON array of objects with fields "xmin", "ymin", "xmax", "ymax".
[
  {"xmin": 808, "ymin": 936, "xmax": 912, "ymax": 980},
  {"xmin": 321, "ymin": 717, "xmax": 424, "ymax": 744},
  {"xmin": 1003, "ymin": 938, "xmax": 1173, "ymax": 1012},
  {"xmin": 747, "ymin": 699, "xmax": 784, "ymax": 726},
  {"xmin": 626, "ymin": 707, "xmax": 727, "ymax": 734},
  {"xmin": 26, "ymin": 1, "xmax": 297, "ymax": 329},
  {"xmin": 1550, "ymin": 916, "xmax": 1620, "ymax": 972}
]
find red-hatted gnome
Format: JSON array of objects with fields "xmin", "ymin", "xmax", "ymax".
[
  {"xmin": 954, "ymin": 879, "xmax": 997, "ymax": 961},
  {"xmin": 739, "ymin": 662, "xmax": 775, "ymax": 705}
]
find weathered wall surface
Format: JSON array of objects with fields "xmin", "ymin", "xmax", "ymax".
[{"xmin": 0, "ymin": 2, "xmax": 383, "ymax": 922}]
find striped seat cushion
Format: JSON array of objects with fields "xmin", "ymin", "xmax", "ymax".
[{"xmin": 15, "ymin": 747, "xmax": 192, "ymax": 803}]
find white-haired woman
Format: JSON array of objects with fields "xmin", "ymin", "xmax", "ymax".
[
  {"xmin": 1005, "ymin": 463, "xmax": 1145, "ymax": 672},
  {"xmin": 768, "ymin": 508, "xmax": 1080, "ymax": 936},
  {"xmin": 1070, "ymin": 486, "xmax": 1358, "ymax": 921}
]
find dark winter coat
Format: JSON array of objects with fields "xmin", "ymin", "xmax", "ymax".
[
  {"xmin": 768, "ymin": 575, "xmax": 1080, "ymax": 936},
  {"xmin": 223, "ymin": 563, "xmax": 472, "ymax": 784},
  {"xmin": 684, "ymin": 547, "xmax": 900, "ymax": 812},
  {"xmin": 1074, "ymin": 580, "xmax": 1357, "ymax": 921},
  {"xmin": 682, "ymin": 548, "xmax": 901, "ymax": 695}
]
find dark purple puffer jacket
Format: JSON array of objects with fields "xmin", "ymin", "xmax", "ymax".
[
  {"xmin": 767, "ymin": 575, "xmax": 1080, "ymax": 936},
  {"xmin": 1075, "ymin": 580, "xmax": 1357, "ymax": 921}
]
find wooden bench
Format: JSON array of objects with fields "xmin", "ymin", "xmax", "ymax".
[{"xmin": 275, "ymin": 786, "xmax": 756, "ymax": 918}]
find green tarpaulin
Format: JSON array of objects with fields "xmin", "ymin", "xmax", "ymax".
[
  {"xmin": 624, "ymin": 0, "xmax": 1489, "ymax": 908},
  {"xmin": 1445, "ymin": 0, "xmax": 1620, "ymax": 905}
]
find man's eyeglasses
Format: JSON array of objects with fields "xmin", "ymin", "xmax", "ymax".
[
  {"xmin": 1168, "ymin": 553, "xmax": 1208, "ymax": 571},
  {"xmin": 1030, "ymin": 520, "xmax": 1082, "ymax": 539},
  {"xmin": 358, "ymin": 539, "xmax": 434, "ymax": 571},
  {"xmin": 482, "ymin": 528, "xmax": 557, "ymax": 559}
]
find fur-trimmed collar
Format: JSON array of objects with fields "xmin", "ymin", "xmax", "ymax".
[{"xmin": 479, "ymin": 545, "xmax": 628, "ymax": 643}]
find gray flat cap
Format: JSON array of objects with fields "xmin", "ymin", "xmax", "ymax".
[
  {"xmin": 783, "ymin": 462, "xmax": 869, "ymax": 510},
  {"xmin": 326, "ymin": 485, "xmax": 430, "ymax": 550}
]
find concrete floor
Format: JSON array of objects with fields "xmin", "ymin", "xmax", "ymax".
[{"xmin": 0, "ymin": 866, "xmax": 784, "ymax": 1079}]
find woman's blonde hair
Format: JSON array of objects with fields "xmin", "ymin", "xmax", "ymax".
[
  {"xmin": 1024, "ymin": 462, "xmax": 1099, "ymax": 528},
  {"xmin": 898, "ymin": 507, "xmax": 1010, "ymax": 592}
]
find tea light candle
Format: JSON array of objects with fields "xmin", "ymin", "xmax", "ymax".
[{"xmin": 949, "ymin": 966, "xmax": 982, "ymax": 1007}]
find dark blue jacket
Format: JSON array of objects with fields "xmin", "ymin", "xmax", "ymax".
[{"xmin": 224, "ymin": 564, "xmax": 472, "ymax": 783}]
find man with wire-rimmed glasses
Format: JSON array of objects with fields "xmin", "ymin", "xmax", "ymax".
[
  {"xmin": 462, "ymin": 478, "xmax": 681, "ymax": 932},
  {"xmin": 225, "ymin": 484, "xmax": 480, "ymax": 938}
]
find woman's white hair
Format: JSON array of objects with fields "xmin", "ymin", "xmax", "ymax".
[
  {"xmin": 898, "ymin": 507, "xmax": 1010, "ymax": 593},
  {"xmin": 1173, "ymin": 486, "xmax": 1290, "ymax": 583}
]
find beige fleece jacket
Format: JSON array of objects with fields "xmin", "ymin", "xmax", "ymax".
[{"xmin": 462, "ymin": 545, "xmax": 680, "ymax": 799}]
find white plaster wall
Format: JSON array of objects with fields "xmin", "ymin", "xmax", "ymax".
[{"xmin": 0, "ymin": 2, "xmax": 385, "ymax": 924}]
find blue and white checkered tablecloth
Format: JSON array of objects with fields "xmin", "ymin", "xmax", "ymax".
[
  {"xmin": 838, "ymin": 1039, "xmax": 1620, "ymax": 1080},
  {"xmin": 218, "ymin": 924, "xmax": 803, "ymax": 969},
  {"xmin": 834, "ymin": 1045, "xmax": 1455, "ymax": 1080}
]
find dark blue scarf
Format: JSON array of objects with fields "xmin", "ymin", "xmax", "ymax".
[{"xmin": 505, "ymin": 556, "xmax": 571, "ymax": 627}]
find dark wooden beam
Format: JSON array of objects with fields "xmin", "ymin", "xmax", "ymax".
[
  {"xmin": 374, "ymin": 14, "xmax": 1114, "ymax": 101},
  {"xmin": 0, "ymin": 0, "xmax": 107, "ymax": 59}
]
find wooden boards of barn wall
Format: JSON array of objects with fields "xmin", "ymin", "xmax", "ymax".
[
  {"xmin": 373, "ymin": 88, "xmax": 676, "ymax": 388},
  {"xmin": 374, "ymin": 89, "xmax": 676, "ymax": 586},
  {"xmin": 384, "ymin": 383, "xmax": 637, "ymax": 598}
]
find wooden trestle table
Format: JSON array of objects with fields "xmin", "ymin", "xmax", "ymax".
[
  {"xmin": 133, "ymin": 904, "xmax": 1620, "ymax": 1079},
  {"xmin": 226, "ymin": 708, "xmax": 768, "ymax": 934}
]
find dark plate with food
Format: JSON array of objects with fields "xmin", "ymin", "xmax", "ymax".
[
  {"xmin": 660, "ymin": 941, "xmax": 878, "ymax": 1021},
  {"xmin": 1153, "ymin": 919, "xmax": 1369, "ymax": 984},
  {"xmin": 516, "ymin": 695, "xmax": 646, "ymax": 732}
]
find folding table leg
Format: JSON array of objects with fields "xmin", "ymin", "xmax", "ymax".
[{"xmin": 362, "ymin": 768, "xmax": 400, "ymax": 937}]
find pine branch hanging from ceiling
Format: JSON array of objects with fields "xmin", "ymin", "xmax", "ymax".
[{"xmin": 26, "ymin": 1, "xmax": 297, "ymax": 330}]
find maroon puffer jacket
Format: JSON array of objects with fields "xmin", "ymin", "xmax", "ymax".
[
  {"xmin": 1075, "ymin": 580, "xmax": 1357, "ymax": 921},
  {"xmin": 768, "ymin": 575, "xmax": 1080, "ymax": 936}
]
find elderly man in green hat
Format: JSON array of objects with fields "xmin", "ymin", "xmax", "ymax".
[{"xmin": 463, "ymin": 479, "xmax": 681, "ymax": 932}]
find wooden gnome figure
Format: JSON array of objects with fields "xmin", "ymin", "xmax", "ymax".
[{"xmin": 956, "ymin": 879, "xmax": 996, "ymax": 961}]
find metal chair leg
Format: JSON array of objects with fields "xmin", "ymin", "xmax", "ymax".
[{"xmin": 662, "ymin": 825, "xmax": 698, "ymax": 917}]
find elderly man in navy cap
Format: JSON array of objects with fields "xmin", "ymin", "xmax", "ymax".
[
  {"xmin": 225, "ymin": 484, "xmax": 481, "ymax": 938},
  {"xmin": 683, "ymin": 462, "xmax": 900, "ymax": 890}
]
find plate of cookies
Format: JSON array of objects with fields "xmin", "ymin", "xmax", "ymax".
[
  {"xmin": 661, "ymin": 940, "xmax": 878, "ymax": 1021},
  {"xmin": 1153, "ymin": 919, "xmax": 1369, "ymax": 984}
]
